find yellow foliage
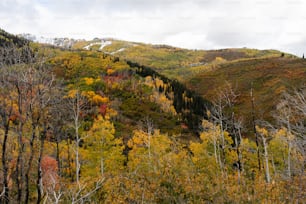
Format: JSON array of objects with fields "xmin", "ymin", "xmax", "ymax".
[
  {"xmin": 145, "ymin": 76, "xmax": 153, "ymax": 85},
  {"xmin": 66, "ymin": 89, "xmax": 78, "ymax": 98},
  {"xmin": 83, "ymin": 77, "xmax": 94, "ymax": 85},
  {"xmin": 256, "ymin": 126, "xmax": 269, "ymax": 137},
  {"xmin": 149, "ymin": 92, "xmax": 177, "ymax": 115},
  {"xmin": 92, "ymin": 94, "xmax": 108, "ymax": 104},
  {"xmin": 81, "ymin": 90, "xmax": 95, "ymax": 98},
  {"xmin": 81, "ymin": 91, "xmax": 109, "ymax": 104},
  {"xmin": 127, "ymin": 129, "xmax": 148, "ymax": 148},
  {"xmin": 83, "ymin": 115, "xmax": 125, "ymax": 177},
  {"xmin": 107, "ymin": 68, "xmax": 115, "ymax": 75}
]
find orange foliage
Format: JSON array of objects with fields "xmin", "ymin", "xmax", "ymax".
[{"xmin": 41, "ymin": 156, "xmax": 59, "ymax": 190}]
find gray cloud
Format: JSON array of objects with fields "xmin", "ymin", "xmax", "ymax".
[{"xmin": 0, "ymin": 0, "xmax": 305, "ymax": 55}]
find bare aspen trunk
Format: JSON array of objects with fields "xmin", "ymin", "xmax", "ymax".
[
  {"xmin": 286, "ymin": 119, "xmax": 292, "ymax": 178},
  {"xmin": 16, "ymin": 93, "xmax": 25, "ymax": 203},
  {"xmin": 213, "ymin": 134, "xmax": 218, "ymax": 165},
  {"xmin": 25, "ymin": 124, "xmax": 38, "ymax": 204},
  {"xmin": 16, "ymin": 124, "xmax": 25, "ymax": 203},
  {"xmin": 37, "ymin": 122, "xmax": 47, "ymax": 204},
  {"xmin": 218, "ymin": 102, "xmax": 226, "ymax": 170},
  {"xmin": 0, "ymin": 69, "xmax": 15, "ymax": 204},
  {"xmin": 70, "ymin": 91, "xmax": 84, "ymax": 188},
  {"xmin": 75, "ymin": 99, "xmax": 81, "ymax": 188},
  {"xmin": 262, "ymin": 136, "xmax": 271, "ymax": 183},
  {"xmin": 1, "ymin": 122, "xmax": 10, "ymax": 204}
]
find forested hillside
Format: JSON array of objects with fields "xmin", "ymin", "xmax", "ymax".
[
  {"xmin": 0, "ymin": 30, "xmax": 305, "ymax": 203},
  {"xmin": 93, "ymin": 39, "xmax": 304, "ymax": 126}
]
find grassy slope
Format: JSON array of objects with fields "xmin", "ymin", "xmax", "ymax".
[
  {"xmin": 186, "ymin": 57, "xmax": 306, "ymax": 126},
  {"xmin": 76, "ymin": 39, "xmax": 294, "ymax": 83}
]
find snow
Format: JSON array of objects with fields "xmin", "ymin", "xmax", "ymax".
[
  {"xmin": 110, "ymin": 48, "xmax": 125, "ymax": 55},
  {"xmin": 83, "ymin": 40, "xmax": 112, "ymax": 50},
  {"xmin": 99, "ymin": 40, "xmax": 112, "ymax": 50},
  {"xmin": 83, "ymin": 42, "xmax": 100, "ymax": 50}
]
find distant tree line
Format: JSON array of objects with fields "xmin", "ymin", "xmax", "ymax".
[{"xmin": 0, "ymin": 29, "xmax": 35, "ymax": 67}]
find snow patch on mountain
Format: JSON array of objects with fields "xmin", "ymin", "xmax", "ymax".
[
  {"xmin": 83, "ymin": 42, "xmax": 100, "ymax": 50},
  {"xmin": 109, "ymin": 48, "xmax": 126, "ymax": 55},
  {"xmin": 83, "ymin": 40, "xmax": 112, "ymax": 51},
  {"xmin": 99, "ymin": 40, "xmax": 112, "ymax": 50}
]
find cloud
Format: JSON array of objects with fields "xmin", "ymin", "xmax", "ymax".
[{"xmin": 0, "ymin": 0, "xmax": 305, "ymax": 55}]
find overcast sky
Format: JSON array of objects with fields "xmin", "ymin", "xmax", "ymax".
[{"xmin": 1, "ymin": 0, "xmax": 305, "ymax": 56}]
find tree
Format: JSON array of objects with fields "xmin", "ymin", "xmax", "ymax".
[
  {"xmin": 12, "ymin": 61, "xmax": 56, "ymax": 204},
  {"xmin": 274, "ymin": 87, "xmax": 306, "ymax": 177},
  {"xmin": 9, "ymin": 64, "xmax": 31, "ymax": 203},
  {"xmin": 190, "ymin": 119, "xmax": 235, "ymax": 202},
  {"xmin": 0, "ymin": 67, "xmax": 16, "ymax": 203},
  {"xmin": 211, "ymin": 82, "xmax": 240, "ymax": 174},
  {"xmin": 48, "ymin": 86, "xmax": 69, "ymax": 177},
  {"xmin": 66, "ymin": 89, "xmax": 87, "ymax": 187},
  {"xmin": 63, "ymin": 89, "xmax": 107, "ymax": 203},
  {"xmin": 256, "ymin": 126, "xmax": 271, "ymax": 183},
  {"xmin": 85, "ymin": 115, "xmax": 125, "ymax": 177},
  {"xmin": 41, "ymin": 156, "xmax": 60, "ymax": 202}
]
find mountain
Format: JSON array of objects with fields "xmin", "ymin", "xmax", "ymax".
[
  {"xmin": 4, "ymin": 31, "xmax": 305, "ymax": 131},
  {"xmin": 0, "ymin": 29, "xmax": 305, "ymax": 203},
  {"xmin": 75, "ymin": 38, "xmax": 304, "ymax": 127},
  {"xmin": 13, "ymin": 32, "xmax": 305, "ymax": 129}
]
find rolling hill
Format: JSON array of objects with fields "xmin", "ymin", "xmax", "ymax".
[
  {"xmin": 1, "ymin": 29, "xmax": 305, "ymax": 203},
  {"xmin": 74, "ymin": 38, "xmax": 304, "ymax": 128},
  {"xmin": 21, "ymin": 33, "xmax": 305, "ymax": 130},
  {"xmin": 186, "ymin": 57, "xmax": 306, "ymax": 126}
]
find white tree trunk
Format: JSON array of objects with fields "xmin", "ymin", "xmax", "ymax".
[{"xmin": 262, "ymin": 136, "xmax": 271, "ymax": 183}]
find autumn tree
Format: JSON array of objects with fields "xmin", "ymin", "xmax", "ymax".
[
  {"xmin": 190, "ymin": 120, "xmax": 235, "ymax": 202},
  {"xmin": 272, "ymin": 87, "xmax": 306, "ymax": 178},
  {"xmin": 66, "ymin": 89, "xmax": 87, "ymax": 187},
  {"xmin": 85, "ymin": 115, "xmax": 125, "ymax": 178},
  {"xmin": 210, "ymin": 82, "xmax": 242, "ymax": 173},
  {"xmin": 256, "ymin": 126, "xmax": 271, "ymax": 183},
  {"xmin": 0, "ymin": 66, "xmax": 16, "ymax": 203}
]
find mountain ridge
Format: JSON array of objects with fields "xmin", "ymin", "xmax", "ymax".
[
  {"xmin": 14, "ymin": 31, "xmax": 305, "ymax": 128},
  {"xmin": 18, "ymin": 32, "xmax": 297, "ymax": 58}
]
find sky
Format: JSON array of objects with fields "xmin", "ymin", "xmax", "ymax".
[{"xmin": 1, "ymin": 0, "xmax": 305, "ymax": 56}]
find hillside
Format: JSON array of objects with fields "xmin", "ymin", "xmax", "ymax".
[
  {"xmin": 76, "ymin": 38, "xmax": 304, "ymax": 128},
  {"xmin": 47, "ymin": 50, "xmax": 198, "ymax": 139},
  {"xmin": 0, "ymin": 30, "xmax": 305, "ymax": 203},
  {"xmin": 73, "ymin": 38, "xmax": 291, "ymax": 80},
  {"xmin": 0, "ymin": 29, "xmax": 29, "ymax": 47},
  {"xmin": 0, "ymin": 29, "xmax": 34, "ymax": 66},
  {"xmin": 186, "ymin": 57, "xmax": 306, "ymax": 126}
]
